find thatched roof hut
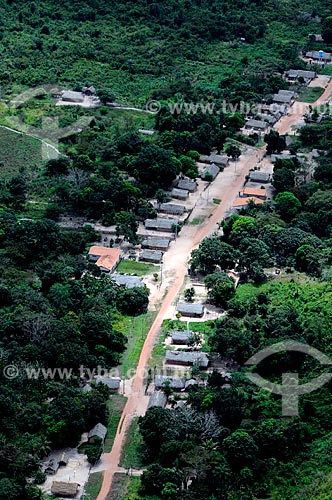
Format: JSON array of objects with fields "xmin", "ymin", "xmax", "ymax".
[{"xmin": 51, "ymin": 481, "xmax": 79, "ymax": 497}]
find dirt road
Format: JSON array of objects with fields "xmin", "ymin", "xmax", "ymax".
[
  {"xmin": 275, "ymin": 77, "xmax": 332, "ymax": 135},
  {"xmin": 95, "ymin": 147, "xmax": 264, "ymax": 500},
  {"xmin": 95, "ymin": 78, "xmax": 332, "ymax": 500}
]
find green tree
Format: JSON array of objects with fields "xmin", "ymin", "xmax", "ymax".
[
  {"xmin": 115, "ymin": 211, "xmax": 139, "ymax": 244},
  {"xmin": 184, "ymin": 287, "xmax": 195, "ymax": 302},
  {"xmin": 204, "ymin": 272, "xmax": 235, "ymax": 307},
  {"xmin": 275, "ymin": 192, "xmax": 301, "ymax": 221}
]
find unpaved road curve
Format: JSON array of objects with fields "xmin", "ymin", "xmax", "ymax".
[
  {"xmin": 95, "ymin": 146, "xmax": 265, "ymax": 500},
  {"xmin": 275, "ymin": 77, "xmax": 332, "ymax": 135}
]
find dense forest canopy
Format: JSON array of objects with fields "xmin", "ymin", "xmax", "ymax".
[{"xmin": 1, "ymin": 0, "xmax": 332, "ymax": 499}]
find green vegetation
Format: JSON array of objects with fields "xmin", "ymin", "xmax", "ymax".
[
  {"xmin": 116, "ymin": 260, "xmax": 158, "ymax": 277},
  {"xmin": 299, "ymin": 86, "xmax": 325, "ymax": 102},
  {"xmin": 0, "ymin": 127, "xmax": 44, "ymax": 179},
  {"xmin": 105, "ymin": 395, "xmax": 127, "ymax": 453},
  {"xmin": 119, "ymin": 418, "xmax": 145, "ymax": 469},
  {"xmin": 114, "ymin": 312, "xmax": 157, "ymax": 377},
  {"xmin": 82, "ymin": 472, "xmax": 104, "ymax": 500}
]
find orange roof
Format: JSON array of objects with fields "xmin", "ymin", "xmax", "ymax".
[
  {"xmin": 243, "ymin": 187, "xmax": 267, "ymax": 197},
  {"xmin": 89, "ymin": 246, "xmax": 122, "ymax": 271},
  {"xmin": 96, "ymin": 253, "xmax": 121, "ymax": 271},
  {"xmin": 232, "ymin": 197, "xmax": 265, "ymax": 208}
]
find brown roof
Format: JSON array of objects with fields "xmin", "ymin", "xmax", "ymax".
[
  {"xmin": 51, "ymin": 481, "xmax": 79, "ymax": 497},
  {"xmin": 89, "ymin": 247, "xmax": 121, "ymax": 271},
  {"xmin": 232, "ymin": 197, "xmax": 265, "ymax": 208},
  {"xmin": 243, "ymin": 187, "xmax": 267, "ymax": 198},
  {"xmin": 89, "ymin": 246, "xmax": 120, "ymax": 257},
  {"xmin": 96, "ymin": 254, "xmax": 120, "ymax": 271}
]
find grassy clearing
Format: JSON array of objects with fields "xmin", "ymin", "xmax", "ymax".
[
  {"xmin": 320, "ymin": 65, "xmax": 332, "ymax": 76},
  {"xmin": 105, "ymin": 395, "xmax": 127, "ymax": 452},
  {"xmin": 116, "ymin": 260, "xmax": 158, "ymax": 276},
  {"xmin": 189, "ymin": 217, "xmax": 205, "ymax": 225},
  {"xmin": 82, "ymin": 471, "xmax": 104, "ymax": 500},
  {"xmin": 107, "ymin": 474, "xmax": 159, "ymax": 500},
  {"xmin": 0, "ymin": 127, "xmax": 45, "ymax": 179},
  {"xmin": 299, "ymin": 86, "xmax": 325, "ymax": 103},
  {"xmin": 119, "ymin": 418, "xmax": 145, "ymax": 469},
  {"xmin": 114, "ymin": 312, "xmax": 157, "ymax": 378}
]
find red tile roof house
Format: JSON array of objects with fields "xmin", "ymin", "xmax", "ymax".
[{"xmin": 88, "ymin": 246, "xmax": 122, "ymax": 273}]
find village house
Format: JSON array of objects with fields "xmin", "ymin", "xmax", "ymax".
[
  {"xmin": 199, "ymin": 154, "xmax": 229, "ymax": 168},
  {"xmin": 165, "ymin": 350, "xmax": 209, "ymax": 368},
  {"xmin": 241, "ymin": 187, "xmax": 267, "ymax": 200},
  {"xmin": 144, "ymin": 217, "xmax": 179, "ymax": 232},
  {"xmin": 270, "ymin": 153, "xmax": 296, "ymax": 163},
  {"xmin": 177, "ymin": 178, "xmax": 198, "ymax": 192},
  {"xmin": 82, "ymin": 85, "xmax": 96, "ymax": 95},
  {"xmin": 159, "ymin": 203, "xmax": 186, "ymax": 216},
  {"xmin": 95, "ymin": 377, "xmax": 121, "ymax": 393},
  {"xmin": 201, "ymin": 163, "xmax": 219, "ymax": 181},
  {"xmin": 138, "ymin": 128, "xmax": 155, "ymax": 136},
  {"xmin": 177, "ymin": 302, "xmax": 205, "ymax": 318},
  {"xmin": 232, "ymin": 197, "xmax": 265, "ymax": 209},
  {"xmin": 51, "ymin": 481, "xmax": 79, "ymax": 498},
  {"xmin": 171, "ymin": 188, "xmax": 189, "ymax": 200},
  {"xmin": 111, "ymin": 274, "xmax": 144, "ymax": 288},
  {"xmin": 61, "ymin": 90, "xmax": 84, "ymax": 103},
  {"xmin": 272, "ymin": 92, "xmax": 294, "ymax": 105},
  {"xmin": 171, "ymin": 330, "xmax": 193, "ymax": 345},
  {"xmin": 249, "ymin": 171, "xmax": 271, "ymax": 183},
  {"xmin": 88, "ymin": 246, "xmax": 122, "ymax": 273},
  {"xmin": 88, "ymin": 423, "xmax": 107, "ymax": 444},
  {"xmin": 140, "ymin": 249, "xmax": 163, "ymax": 263},
  {"xmin": 285, "ymin": 69, "xmax": 316, "ymax": 83},
  {"xmin": 308, "ymin": 34, "xmax": 324, "ymax": 42},
  {"xmin": 142, "ymin": 237, "xmax": 171, "ymax": 251},
  {"xmin": 306, "ymin": 50, "xmax": 332, "ymax": 62},
  {"xmin": 154, "ymin": 375, "xmax": 186, "ymax": 391},
  {"xmin": 244, "ymin": 119, "xmax": 269, "ymax": 133},
  {"xmin": 147, "ymin": 391, "xmax": 167, "ymax": 410}
]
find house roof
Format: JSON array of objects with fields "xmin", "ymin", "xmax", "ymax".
[
  {"xmin": 245, "ymin": 119, "xmax": 268, "ymax": 129},
  {"xmin": 278, "ymin": 89, "xmax": 297, "ymax": 97},
  {"xmin": 165, "ymin": 350, "xmax": 209, "ymax": 368},
  {"xmin": 232, "ymin": 197, "xmax": 265, "ymax": 208},
  {"xmin": 177, "ymin": 179, "xmax": 198, "ymax": 191},
  {"xmin": 51, "ymin": 481, "xmax": 79, "ymax": 497},
  {"xmin": 261, "ymin": 114, "xmax": 277, "ymax": 124},
  {"xmin": 159, "ymin": 203, "xmax": 185, "ymax": 215},
  {"xmin": 177, "ymin": 302, "xmax": 204, "ymax": 314},
  {"xmin": 82, "ymin": 383, "xmax": 93, "ymax": 392},
  {"xmin": 140, "ymin": 249, "xmax": 163, "ymax": 262},
  {"xmin": 243, "ymin": 187, "xmax": 267, "ymax": 197},
  {"xmin": 249, "ymin": 171, "xmax": 270, "ymax": 182},
  {"xmin": 273, "ymin": 93, "xmax": 293, "ymax": 104},
  {"xmin": 202, "ymin": 163, "xmax": 219, "ymax": 179},
  {"xmin": 95, "ymin": 377, "xmax": 121, "ymax": 390},
  {"xmin": 171, "ymin": 330, "xmax": 193, "ymax": 343},
  {"xmin": 89, "ymin": 246, "xmax": 121, "ymax": 257},
  {"xmin": 111, "ymin": 274, "xmax": 144, "ymax": 288},
  {"xmin": 61, "ymin": 90, "xmax": 84, "ymax": 102},
  {"xmin": 145, "ymin": 218, "xmax": 179, "ymax": 230},
  {"xmin": 154, "ymin": 375, "xmax": 185, "ymax": 390},
  {"xmin": 171, "ymin": 188, "xmax": 189, "ymax": 198},
  {"xmin": 185, "ymin": 378, "xmax": 198, "ymax": 389},
  {"xmin": 142, "ymin": 237, "xmax": 171, "ymax": 249},
  {"xmin": 88, "ymin": 422, "xmax": 107, "ymax": 440},
  {"xmin": 147, "ymin": 391, "xmax": 167, "ymax": 409},
  {"xmin": 306, "ymin": 50, "xmax": 332, "ymax": 60},
  {"xmin": 286, "ymin": 69, "xmax": 316, "ymax": 79},
  {"xmin": 209, "ymin": 154, "xmax": 229, "ymax": 166},
  {"xmin": 89, "ymin": 247, "xmax": 122, "ymax": 271},
  {"xmin": 270, "ymin": 154, "xmax": 296, "ymax": 163}
]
